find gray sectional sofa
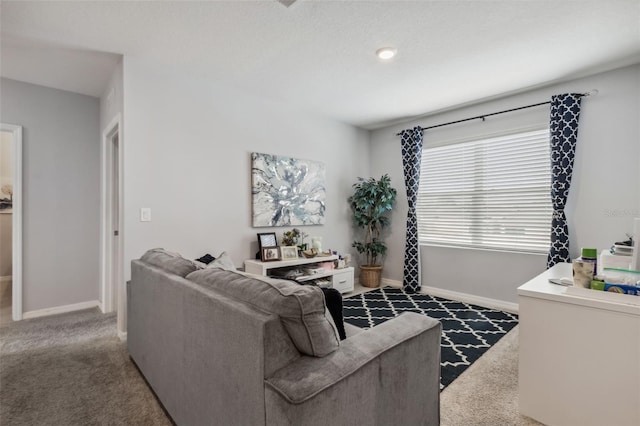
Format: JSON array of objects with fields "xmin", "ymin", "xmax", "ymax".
[{"xmin": 127, "ymin": 249, "xmax": 442, "ymax": 425}]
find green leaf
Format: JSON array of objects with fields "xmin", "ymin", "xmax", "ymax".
[{"xmin": 348, "ymin": 174, "xmax": 397, "ymax": 266}]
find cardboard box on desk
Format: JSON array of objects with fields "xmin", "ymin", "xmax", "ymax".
[
  {"xmin": 591, "ymin": 280, "xmax": 640, "ymax": 296},
  {"xmin": 565, "ymin": 285, "xmax": 640, "ymax": 306}
]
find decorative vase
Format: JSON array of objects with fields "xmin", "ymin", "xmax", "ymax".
[
  {"xmin": 360, "ymin": 265, "xmax": 383, "ymax": 288},
  {"xmin": 311, "ymin": 237, "xmax": 322, "ymax": 252}
]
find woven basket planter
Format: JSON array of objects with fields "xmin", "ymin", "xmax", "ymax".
[{"xmin": 359, "ymin": 265, "xmax": 383, "ymax": 288}]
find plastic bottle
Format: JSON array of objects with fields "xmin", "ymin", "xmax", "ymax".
[{"xmin": 581, "ymin": 248, "xmax": 598, "ymax": 276}]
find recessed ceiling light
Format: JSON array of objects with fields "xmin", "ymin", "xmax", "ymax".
[{"xmin": 376, "ymin": 47, "xmax": 397, "ymax": 61}]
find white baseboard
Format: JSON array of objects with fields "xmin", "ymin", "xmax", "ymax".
[
  {"xmin": 117, "ymin": 330, "xmax": 127, "ymax": 341},
  {"xmin": 381, "ymin": 278, "xmax": 403, "ymax": 288},
  {"xmin": 421, "ymin": 285, "xmax": 519, "ymax": 313},
  {"xmin": 381, "ymin": 278, "xmax": 519, "ymax": 313},
  {"xmin": 22, "ymin": 300, "xmax": 101, "ymax": 319},
  {"xmin": 0, "ymin": 275, "xmax": 12, "ymax": 283}
]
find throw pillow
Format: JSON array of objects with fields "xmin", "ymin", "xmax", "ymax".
[
  {"xmin": 140, "ymin": 248, "xmax": 199, "ymax": 277},
  {"xmin": 195, "ymin": 253, "xmax": 216, "ymax": 264},
  {"xmin": 193, "ymin": 261, "xmax": 208, "ymax": 269},
  {"xmin": 186, "ymin": 268, "xmax": 339, "ymax": 357},
  {"xmin": 206, "ymin": 251, "xmax": 236, "ymax": 271}
]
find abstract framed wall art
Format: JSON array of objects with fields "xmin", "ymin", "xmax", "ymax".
[
  {"xmin": 0, "ymin": 133, "xmax": 12, "ymax": 214},
  {"xmin": 0, "ymin": 184, "xmax": 12, "ymax": 213},
  {"xmin": 251, "ymin": 152, "xmax": 326, "ymax": 227}
]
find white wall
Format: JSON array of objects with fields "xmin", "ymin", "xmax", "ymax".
[
  {"xmin": 0, "ymin": 131, "xmax": 12, "ymax": 277},
  {"xmin": 98, "ymin": 59, "xmax": 124, "ymax": 316},
  {"xmin": 120, "ymin": 57, "xmax": 370, "ymax": 330},
  {"xmin": 100, "ymin": 59, "xmax": 123, "ymax": 135},
  {"xmin": 370, "ymin": 64, "xmax": 640, "ymax": 304},
  {"xmin": 0, "ymin": 78, "xmax": 101, "ymax": 312}
]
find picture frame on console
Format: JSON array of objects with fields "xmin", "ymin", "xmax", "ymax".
[
  {"xmin": 280, "ymin": 246, "xmax": 298, "ymax": 260},
  {"xmin": 257, "ymin": 232, "xmax": 277, "ymax": 250},
  {"xmin": 261, "ymin": 246, "xmax": 281, "ymax": 262}
]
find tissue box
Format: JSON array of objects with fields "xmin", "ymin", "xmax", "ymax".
[
  {"xmin": 600, "ymin": 250, "xmax": 632, "ymax": 274},
  {"xmin": 602, "ymin": 267, "xmax": 640, "ymax": 285}
]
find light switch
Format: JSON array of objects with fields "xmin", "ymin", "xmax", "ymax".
[{"xmin": 140, "ymin": 208, "xmax": 151, "ymax": 222}]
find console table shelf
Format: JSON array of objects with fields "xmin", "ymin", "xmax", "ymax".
[{"xmin": 244, "ymin": 255, "xmax": 354, "ymax": 294}]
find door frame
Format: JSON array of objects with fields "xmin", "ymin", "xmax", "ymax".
[
  {"xmin": 99, "ymin": 114, "xmax": 123, "ymax": 314},
  {"xmin": 1, "ymin": 123, "xmax": 23, "ymax": 321}
]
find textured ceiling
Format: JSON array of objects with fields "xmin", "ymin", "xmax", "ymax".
[{"xmin": 1, "ymin": 0, "xmax": 639, "ymax": 129}]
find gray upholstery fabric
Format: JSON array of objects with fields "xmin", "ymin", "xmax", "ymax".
[
  {"xmin": 263, "ymin": 315, "xmax": 302, "ymax": 378},
  {"xmin": 266, "ymin": 313, "xmax": 440, "ymax": 402},
  {"xmin": 265, "ymin": 313, "xmax": 441, "ymax": 426},
  {"xmin": 186, "ymin": 268, "xmax": 339, "ymax": 357},
  {"xmin": 129, "ymin": 260, "xmax": 281, "ymax": 425},
  {"xmin": 344, "ymin": 322, "xmax": 363, "ymax": 338},
  {"xmin": 140, "ymin": 248, "xmax": 200, "ymax": 277},
  {"xmin": 129, "ymin": 255, "xmax": 441, "ymax": 426}
]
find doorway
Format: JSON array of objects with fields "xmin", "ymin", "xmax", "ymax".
[
  {"xmin": 0, "ymin": 123, "xmax": 23, "ymax": 322},
  {"xmin": 100, "ymin": 116, "xmax": 122, "ymax": 314}
]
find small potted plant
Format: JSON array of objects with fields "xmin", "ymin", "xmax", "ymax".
[
  {"xmin": 282, "ymin": 228, "xmax": 308, "ymax": 254},
  {"xmin": 348, "ymin": 174, "xmax": 397, "ymax": 287}
]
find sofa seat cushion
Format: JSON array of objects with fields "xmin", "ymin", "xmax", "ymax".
[
  {"xmin": 141, "ymin": 248, "xmax": 201, "ymax": 277},
  {"xmin": 186, "ymin": 268, "xmax": 339, "ymax": 357}
]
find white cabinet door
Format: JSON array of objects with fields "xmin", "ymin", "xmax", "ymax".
[{"xmin": 332, "ymin": 269, "xmax": 354, "ymax": 293}]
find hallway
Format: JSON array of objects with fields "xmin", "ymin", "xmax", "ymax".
[{"xmin": 0, "ymin": 278, "xmax": 12, "ymax": 325}]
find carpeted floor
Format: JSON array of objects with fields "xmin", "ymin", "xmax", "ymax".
[
  {"xmin": 441, "ymin": 326, "xmax": 542, "ymax": 426},
  {"xmin": 0, "ymin": 307, "xmax": 541, "ymax": 425},
  {"xmin": 0, "ymin": 308, "xmax": 171, "ymax": 426}
]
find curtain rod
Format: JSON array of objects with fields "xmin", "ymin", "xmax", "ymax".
[{"xmin": 397, "ymin": 90, "xmax": 598, "ymax": 135}]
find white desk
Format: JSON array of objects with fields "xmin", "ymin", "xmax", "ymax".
[{"xmin": 518, "ymin": 263, "xmax": 640, "ymax": 426}]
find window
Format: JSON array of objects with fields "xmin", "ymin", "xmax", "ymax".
[{"xmin": 417, "ymin": 129, "xmax": 552, "ymax": 253}]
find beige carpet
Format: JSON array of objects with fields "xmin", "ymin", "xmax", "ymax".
[
  {"xmin": 0, "ymin": 308, "xmax": 171, "ymax": 426},
  {"xmin": 441, "ymin": 326, "xmax": 542, "ymax": 426},
  {"xmin": 1, "ymin": 307, "xmax": 541, "ymax": 425}
]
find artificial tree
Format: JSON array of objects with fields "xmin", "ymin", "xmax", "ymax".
[{"xmin": 348, "ymin": 174, "xmax": 397, "ymax": 287}]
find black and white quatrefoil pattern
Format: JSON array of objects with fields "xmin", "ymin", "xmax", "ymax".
[
  {"xmin": 547, "ymin": 94, "xmax": 581, "ymax": 268},
  {"xmin": 343, "ymin": 287, "xmax": 519, "ymax": 390},
  {"xmin": 400, "ymin": 127, "xmax": 423, "ymax": 293}
]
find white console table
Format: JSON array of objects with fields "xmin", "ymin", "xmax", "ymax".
[
  {"xmin": 518, "ymin": 263, "xmax": 640, "ymax": 426},
  {"xmin": 244, "ymin": 255, "xmax": 354, "ymax": 294}
]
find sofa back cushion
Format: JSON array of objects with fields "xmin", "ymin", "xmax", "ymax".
[
  {"xmin": 141, "ymin": 248, "xmax": 201, "ymax": 278},
  {"xmin": 186, "ymin": 268, "xmax": 339, "ymax": 357}
]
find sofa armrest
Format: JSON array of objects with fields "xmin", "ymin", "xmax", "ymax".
[{"xmin": 265, "ymin": 312, "xmax": 440, "ymax": 403}]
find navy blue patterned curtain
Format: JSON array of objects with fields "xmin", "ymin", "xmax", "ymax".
[
  {"xmin": 400, "ymin": 127, "xmax": 423, "ymax": 293},
  {"xmin": 547, "ymin": 94, "xmax": 582, "ymax": 268}
]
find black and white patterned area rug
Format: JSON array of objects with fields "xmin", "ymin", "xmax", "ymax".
[{"xmin": 343, "ymin": 287, "xmax": 519, "ymax": 390}]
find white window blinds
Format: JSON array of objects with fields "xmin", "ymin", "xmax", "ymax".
[{"xmin": 417, "ymin": 129, "xmax": 552, "ymax": 253}]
